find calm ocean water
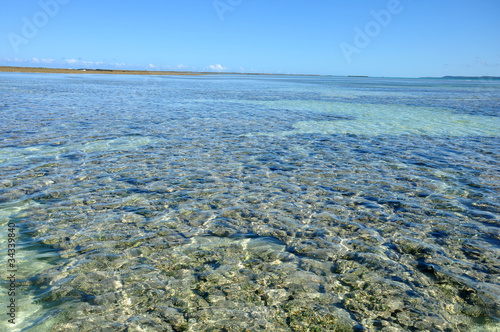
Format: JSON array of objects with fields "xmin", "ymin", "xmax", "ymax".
[{"xmin": 0, "ymin": 73, "xmax": 499, "ymax": 331}]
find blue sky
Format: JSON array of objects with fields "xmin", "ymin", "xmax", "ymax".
[{"xmin": 1, "ymin": 0, "xmax": 499, "ymax": 77}]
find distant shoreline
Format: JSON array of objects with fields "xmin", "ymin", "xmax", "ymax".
[
  {"xmin": 0, "ymin": 66, "xmax": 205, "ymax": 76},
  {"xmin": 0, "ymin": 66, "xmax": 325, "ymax": 77},
  {"xmin": 421, "ymin": 75, "xmax": 500, "ymax": 80},
  {"xmin": 3, "ymin": 67, "xmax": 497, "ymax": 79}
]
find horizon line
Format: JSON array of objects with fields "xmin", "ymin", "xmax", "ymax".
[{"xmin": 1, "ymin": 66, "xmax": 498, "ymax": 80}]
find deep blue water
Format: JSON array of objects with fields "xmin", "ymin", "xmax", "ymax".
[{"xmin": 0, "ymin": 73, "xmax": 499, "ymax": 331}]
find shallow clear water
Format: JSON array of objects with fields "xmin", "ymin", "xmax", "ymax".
[{"xmin": 0, "ymin": 73, "xmax": 499, "ymax": 331}]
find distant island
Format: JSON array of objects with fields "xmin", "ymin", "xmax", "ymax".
[{"xmin": 421, "ymin": 76, "xmax": 500, "ymax": 80}]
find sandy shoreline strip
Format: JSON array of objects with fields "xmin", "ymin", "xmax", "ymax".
[
  {"xmin": 0, "ymin": 66, "xmax": 206, "ymax": 76},
  {"xmin": 0, "ymin": 66, "xmax": 324, "ymax": 77}
]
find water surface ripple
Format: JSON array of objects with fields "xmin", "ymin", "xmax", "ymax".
[{"xmin": 0, "ymin": 73, "xmax": 499, "ymax": 331}]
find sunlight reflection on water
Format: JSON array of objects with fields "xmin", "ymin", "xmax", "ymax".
[{"xmin": 0, "ymin": 73, "xmax": 498, "ymax": 331}]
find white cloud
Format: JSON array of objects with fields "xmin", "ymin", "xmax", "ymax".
[
  {"xmin": 0, "ymin": 57, "xmax": 29, "ymax": 63},
  {"xmin": 205, "ymin": 64, "xmax": 228, "ymax": 72},
  {"xmin": 7, "ymin": 58, "xmax": 24, "ymax": 63},
  {"xmin": 0, "ymin": 57, "xmax": 213, "ymax": 72},
  {"xmin": 64, "ymin": 59, "xmax": 105, "ymax": 67},
  {"xmin": 0, "ymin": 57, "xmax": 105, "ymax": 68},
  {"xmin": 474, "ymin": 57, "xmax": 500, "ymax": 68}
]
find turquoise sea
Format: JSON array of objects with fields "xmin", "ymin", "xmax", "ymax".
[{"xmin": 0, "ymin": 73, "xmax": 499, "ymax": 331}]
